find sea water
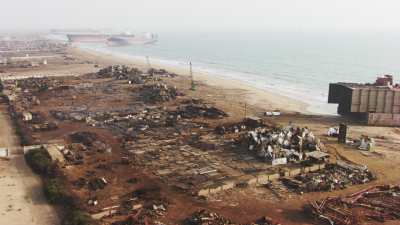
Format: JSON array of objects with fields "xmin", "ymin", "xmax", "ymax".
[{"xmin": 78, "ymin": 31, "xmax": 400, "ymax": 114}]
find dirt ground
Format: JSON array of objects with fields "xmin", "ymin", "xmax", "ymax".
[
  {"xmin": 203, "ymin": 114, "xmax": 400, "ymax": 225},
  {"xmin": 70, "ymin": 48, "xmax": 400, "ymax": 225},
  {"xmin": 0, "ymin": 105, "xmax": 60, "ymax": 225},
  {"xmin": 2, "ymin": 46, "xmax": 400, "ymax": 225}
]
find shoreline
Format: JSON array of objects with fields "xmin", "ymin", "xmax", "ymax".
[{"xmin": 71, "ymin": 46, "xmax": 312, "ymax": 115}]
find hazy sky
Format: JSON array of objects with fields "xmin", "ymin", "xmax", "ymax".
[{"xmin": 2, "ymin": 0, "xmax": 400, "ymax": 32}]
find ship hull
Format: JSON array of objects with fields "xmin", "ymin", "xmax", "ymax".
[
  {"xmin": 67, "ymin": 34, "xmax": 110, "ymax": 43},
  {"xmin": 67, "ymin": 33, "xmax": 158, "ymax": 45},
  {"xmin": 106, "ymin": 35, "xmax": 158, "ymax": 46}
]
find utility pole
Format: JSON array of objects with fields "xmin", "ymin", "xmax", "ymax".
[
  {"xmin": 146, "ymin": 56, "xmax": 152, "ymax": 75},
  {"xmin": 244, "ymin": 103, "xmax": 247, "ymax": 119},
  {"xmin": 190, "ymin": 61, "xmax": 196, "ymax": 91}
]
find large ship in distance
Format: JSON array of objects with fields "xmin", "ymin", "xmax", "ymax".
[
  {"xmin": 66, "ymin": 34, "xmax": 110, "ymax": 43},
  {"xmin": 107, "ymin": 32, "xmax": 158, "ymax": 46},
  {"xmin": 65, "ymin": 31, "xmax": 158, "ymax": 46}
]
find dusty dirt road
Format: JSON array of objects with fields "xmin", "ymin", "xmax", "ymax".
[{"xmin": 0, "ymin": 104, "xmax": 59, "ymax": 225}]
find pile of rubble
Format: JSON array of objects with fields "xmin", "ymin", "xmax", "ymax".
[
  {"xmin": 68, "ymin": 131, "xmax": 111, "ymax": 153},
  {"xmin": 69, "ymin": 131, "xmax": 99, "ymax": 146},
  {"xmin": 105, "ymin": 187, "xmax": 169, "ymax": 225},
  {"xmin": 281, "ymin": 161, "xmax": 375, "ymax": 192},
  {"xmin": 95, "ymin": 65, "xmax": 142, "ymax": 80},
  {"xmin": 21, "ymin": 111, "xmax": 58, "ymax": 132},
  {"xmin": 184, "ymin": 210, "xmax": 279, "ymax": 225},
  {"xmin": 21, "ymin": 111, "xmax": 44, "ymax": 123},
  {"xmin": 238, "ymin": 124, "xmax": 324, "ymax": 165},
  {"xmin": 307, "ymin": 185, "xmax": 400, "ymax": 225},
  {"xmin": 215, "ymin": 117, "xmax": 266, "ymax": 135},
  {"xmin": 93, "ymin": 65, "xmax": 177, "ymax": 83},
  {"xmin": 148, "ymin": 68, "xmax": 177, "ymax": 77},
  {"xmin": 140, "ymin": 83, "xmax": 180, "ymax": 103},
  {"xmin": 346, "ymin": 135, "xmax": 375, "ymax": 151},
  {"xmin": 174, "ymin": 103, "xmax": 228, "ymax": 119},
  {"xmin": 31, "ymin": 121, "xmax": 58, "ymax": 132},
  {"xmin": 93, "ymin": 65, "xmax": 157, "ymax": 84},
  {"xmin": 51, "ymin": 108, "xmax": 140, "ymax": 125},
  {"xmin": 61, "ymin": 143, "xmax": 85, "ymax": 164},
  {"xmin": 16, "ymin": 77, "xmax": 59, "ymax": 92},
  {"xmin": 184, "ymin": 210, "xmax": 234, "ymax": 225},
  {"xmin": 50, "ymin": 110, "xmax": 87, "ymax": 122},
  {"xmin": 88, "ymin": 177, "xmax": 108, "ymax": 191},
  {"xmin": 85, "ymin": 107, "xmax": 168, "ymax": 139}
]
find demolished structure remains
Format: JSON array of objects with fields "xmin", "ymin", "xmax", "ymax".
[
  {"xmin": 0, "ymin": 55, "xmax": 381, "ymax": 225},
  {"xmin": 238, "ymin": 124, "xmax": 324, "ymax": 165},
  {"xmin": 308, "ymin": 185, "xmax": 400, "ymax": 225},
  {"xmin": 281, "ymin": 160, "xmax": 375, "ymax": 193}
]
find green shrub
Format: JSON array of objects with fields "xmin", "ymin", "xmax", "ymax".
[
  {"xmin": 25, "ymin": 148, "xmax": 53, "ymax": 175},
  {"xmin": 15, "ymin": 125, "xmax": 29, "ymax": 146},
  {"xmin": 43, "ymin": 178, "xmax": 68, "ymax": 204},
  {"xmin": 63, "ymin": 210, "xmax": 95, "ymax": 225},
  {"xmin": 44, "ymin": 179, "xmax": 93, "ymax": 224},
  {"xmin": 24, "ymin": 146, "xmax": 95, "ymax": 224}
]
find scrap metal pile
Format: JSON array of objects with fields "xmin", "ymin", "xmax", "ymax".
[
  {"xmin": 174, "ymin": 103, "xmax": 228, "ymax": 119},
  {"xmin": 20, "ymin": 110, "xmax": 58, "ymax": 133},
  {"xmin": 140, "ymin": 83, "xmax": 180, "ymax": 103},
  {"xmin": 148, "ymin": 68, "xmax": 177, "ymax": 77},
  {"xmin": 308, "ymin": 185, "xmax": 400, "ymax": 225},
  {"xmin": 281, "ymin": 161, "xmax": 375, "ymax": 193},
  {"xmin": 346, "ymin": 135, "xmax": 376, "ymax": 151},
  {"xmin": 184, "ymin": 210, "xmax": 235, "ymax": 225},
  {"xmin": 50, "ymin": 109, "xmax": 87, "ymax": 122},
  {"xmin": 92, "ymin": 65, "xmax": 176, "ymax": 84},
  {"xmin": 96, "ymin": 65, "xmax": 142, "ymax": 80},
  {"xmin": 215, "ymin": 117, "xmax": 266, "ymax": 135},
  {"xmin": 107, "ymin": 186, "xmax": 169, "ymax": 225},
  {"xmin": 3, "ymin": 77, "xmax": 64, "ymax": 109},
  {"xmin": 84, "ymin": 106, "xmax": 171, "ymax": 141},
  {"xmin": 94, "ymin": 65, "xmax": 156, "ymax": 84},
  {"xmin": 238, "ymin": 124, "xmax": 324, "ymax": 165},
  {"xmin": 184, "ymin": 210, "xmax": 279, "ymax": 225},
  {"xmin": 16, "ymin": 77, "xmax": 57, "ymax": 92}
]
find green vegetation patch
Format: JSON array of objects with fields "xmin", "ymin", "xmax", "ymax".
[
  {"xmin": 63, "ymin": 210, "xmax": 95, "ymax": 225},
  {"xmin": 25, "ymin": 147, "xmax": 54, "ymax": 175}
]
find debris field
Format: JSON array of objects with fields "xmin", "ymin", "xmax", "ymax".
[
  {"xmin": 308, "ymin": 185, "xmax": 400, "ymax": 225},
  {"xmin": 0, "ymin": 63, "xmax": 382, "ymax": 224}
]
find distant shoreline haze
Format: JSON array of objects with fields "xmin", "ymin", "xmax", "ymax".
[{"xmin": 74, "ymin": 30, "xmax": 400, "ymax": 114}]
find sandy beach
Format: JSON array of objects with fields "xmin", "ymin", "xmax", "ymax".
[{"xmin": 70, "ymin": 47, "xmax": 310, "ymax": 115}]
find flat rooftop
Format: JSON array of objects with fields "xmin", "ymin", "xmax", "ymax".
[{"xmin": 333, "ymin": 82, "xmax": 400, "ymax": 91}]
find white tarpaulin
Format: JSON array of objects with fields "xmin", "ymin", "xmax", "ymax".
[{"xmin": 0, "ymin": 148, "xmax": 9, "ymax": 157}]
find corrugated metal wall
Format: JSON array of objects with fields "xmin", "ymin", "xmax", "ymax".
[
  {"xmin": 368, "ymin": 113, "xmax": 400, "ymax": 126},
  {"xmin": 350, "ymin": 89, "xmax": 400, "ymax": 113}
]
